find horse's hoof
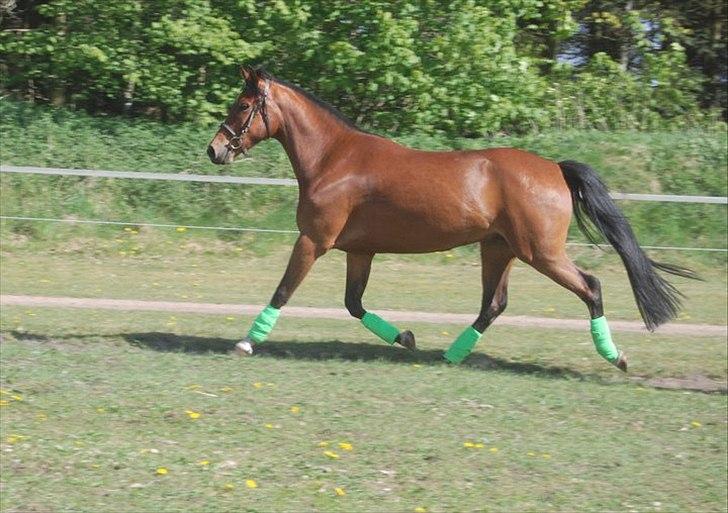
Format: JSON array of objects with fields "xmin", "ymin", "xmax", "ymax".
[
  {"xmin": 234, "ymin": 338, "xmax": 254, "ymax": 357},
  {"xmin": 395, "ymin": 330, "xmax": 416, "ymax": 351},
  {"xmin": 613, "ymin": 351, "xmax": 627, "ymax": 372}
]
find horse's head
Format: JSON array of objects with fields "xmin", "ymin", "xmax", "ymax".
[{"xmin": 207, "ymin": 66, "xmax": 279, "ymax": 164}]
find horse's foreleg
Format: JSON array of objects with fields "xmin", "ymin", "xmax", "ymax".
[
  {"xmin": 236, "ymin": 235, "xmax": 326, "ymax": 356},
  {"xmin": 345, "ymin": 252, "xmax": 415, "ymax": 350},
  {"xmin": 444, "ymin": 238, "xmax": 514, "ymax": 364}
]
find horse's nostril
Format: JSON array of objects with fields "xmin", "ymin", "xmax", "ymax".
[{"xmin": 207, "ymin": 145, "xmax": 217, "ymax": 161}]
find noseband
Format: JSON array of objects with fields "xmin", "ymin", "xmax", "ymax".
[{"xmin": 219, "ymin": 81, "xmax": 270, "ymax": 153}]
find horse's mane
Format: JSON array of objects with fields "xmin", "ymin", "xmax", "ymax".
[{"xmin": 252, "ymin": 67, "xmax": 363, "ymax": 132}]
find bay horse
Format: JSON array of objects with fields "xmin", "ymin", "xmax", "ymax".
[{"xmin": 207, "ymin": 66, "xmax": 695, "ymax": 371}]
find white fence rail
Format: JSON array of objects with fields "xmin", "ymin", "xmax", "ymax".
[
  {"xmin": 1, "ymin": 165, "xmax": 726, "ymax": 252},
  {"xmin": 2, "ymin": 165, "xmax": 727, "ymax": 204}
]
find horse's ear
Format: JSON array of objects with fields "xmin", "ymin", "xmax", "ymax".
[{"xmin": 240, "ymin": 65, "xmax": 257, "ymax": 84}]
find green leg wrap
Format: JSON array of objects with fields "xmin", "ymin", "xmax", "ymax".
[
  {"xmin": 247, "ymin": 305, "xmax": 281, "ymax": 343},
  {"xmin": 361, "ymin": 312, "xmax": 399, "ymax": 345},
  {"xmin": 443, "ymin": 326, "xmax": 482, "ymax": 364},
  {"xmin": 590, "ymin": 316, "xmax": 619, "ymax": 363}
]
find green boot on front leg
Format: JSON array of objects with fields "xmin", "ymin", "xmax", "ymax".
[{"xmin": 235, "ymin": 304, "xmax": 281, "ymax": 356}]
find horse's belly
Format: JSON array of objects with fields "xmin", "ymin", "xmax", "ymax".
[{"xmin": 333, "ymin": 206, "xmax": 493, "ymax": 253}]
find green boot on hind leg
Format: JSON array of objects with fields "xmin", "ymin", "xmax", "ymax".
[
  {"xmin": 591, "ymin": 316, "xmax": 627, "ymax": 372},
  {"xmin": 443, "ymin": 326, "xmax": 483, "ymax": 364}
]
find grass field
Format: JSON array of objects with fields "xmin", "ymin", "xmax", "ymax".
[{"xmin": 1, "ymin": 247, "xmax": 726, "ymax": 512}]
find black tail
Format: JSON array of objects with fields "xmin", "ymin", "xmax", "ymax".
[{"xmin": 558, "ymin": 160, "xmax": 699, "ymax": 331}]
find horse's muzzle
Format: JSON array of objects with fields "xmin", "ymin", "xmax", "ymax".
[{"xmin": 207, "ymin": 144, "xmax": 232, "ymax": 165}]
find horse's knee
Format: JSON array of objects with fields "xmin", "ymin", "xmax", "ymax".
[
  {"xmin": 493, "ymin": 289, "xmax": 508, "ymax": 317},
  {"xmin": 344, "ymin": 294, "xmax": 365, "ymax": 319},
  {"xmin": 271, "ymin": 287, "xmax": 290, "ymax": 309},
  {"xmin": 580, "ymin": 272, "xmax": 603, "ymax": 317},
  {"xmin": 473, "ymin": 291, "xmax": 508, "ymax": 332}
]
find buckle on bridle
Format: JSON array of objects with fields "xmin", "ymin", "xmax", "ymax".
[{"xmin": 219, "ymin": 81, "xmax": 270, "ymax": 152}]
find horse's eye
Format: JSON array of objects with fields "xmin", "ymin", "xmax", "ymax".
[{"xmin": 240, "ymin": 103, "xmax": 250, "ymax": 111}]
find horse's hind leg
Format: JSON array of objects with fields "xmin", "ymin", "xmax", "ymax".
[
  {"xmin": 530, "ymin": 251, "xmax": 627, "ymax": 371},
  {"xmin": 345, "ymin": 252, "xmax": 415, "ymax": 350},
  {"xmin": 444, "ymin": 237, "xmax": 515, "ymax": 363}
]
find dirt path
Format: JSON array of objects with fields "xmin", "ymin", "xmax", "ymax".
[{"xmin": 2, "ymin": 294, "xmax": 726, "ymax": 338}]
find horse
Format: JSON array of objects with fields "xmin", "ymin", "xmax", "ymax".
[{"xmin": 207, "ymin": 66, "xmax": 696, "ymax": 371}]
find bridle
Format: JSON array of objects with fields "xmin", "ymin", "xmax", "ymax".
[{"xmin": 218, "ymin": 80, "xmax": 270, "ymax": 153}]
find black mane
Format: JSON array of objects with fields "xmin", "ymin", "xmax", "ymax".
[{"xmin": 252, "ymin": 67, "xmax": 363, "ymax": 132}]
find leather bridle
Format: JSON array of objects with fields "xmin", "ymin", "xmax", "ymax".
[{"xmin": 218, "ymin": 80, "xmax": 270, "ymax": 153}]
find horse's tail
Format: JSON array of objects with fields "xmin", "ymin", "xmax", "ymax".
[{"xmin": 558, "ymin": 160, "xmax": 699, "ymax": 331}]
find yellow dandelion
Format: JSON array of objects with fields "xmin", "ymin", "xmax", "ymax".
[
  {"xmin": 0, "ymin": 400, "xmax": 9, "ymax": 407},
  {"xmin": 11, "ymin": 395, "xmax": 22, "ymax": 401},
  {"xmin": 264, "ymin": 423, "xmax": 274, "ymax": 429},
  {"xmin": 6, "ymin": 434, "xmax": 25, "ymax": 444},
  {"xmin": 318, "ymin": 441, "xmax": 330, "ymax": 447},
  {"xmin": 334, "ymin": 487, "xmax": 346, "ymax": 496},
  {"xmin": 415, "ymin": 507, "xmax": 428, "ymax": 513},
  {"xmin": 527, "ymin": 451, "xmax": 536, "ymax": 457},
  {"xmin": 185, "ymin": 410, "xmax": 201, "ymax": 419},
  {"xmin": 338, "ymin": 442, "xmax": 353, "ymax": 451},
  {"xmin": 290, "ymin": 405, "xmax": 301, "ymax": 414},
  {"xmin": 691, "ymin": 421, "xmax": 702, "ymax": 428},
  {"xmin": 198, "ymin": 460, "xmax": 210, "ymax": 466},
  {"xmin": 176, "ymin": 226, "xmax": 187, "ymax": 233},
  {"xmin": 489, "ymin": 447, "xmax": 498, "ymax": 453},
  {"xmin": 463, "ymin": 442, "xmax": 475, "ymax": 448},
  {"xmin": 96, "ymin": 407, "xmax": 106, "ymax": 413},
  {"xmin": 323, "ymin": 450, "xmax": 340, "ymax": 459},
  {"xmin": 156, "ymin": 467, "xmax": 168, "ymax": 475},
  {"xmin": 245, "ymin": 479, "xmax": 258, "ymax": 489},
  {"xmin": 253, "ymin": 382, "xmax": 264, "ymax": 389},
  {"xmin": 223, "ymin": 483, "xmax": 235, "ymax": 491}
]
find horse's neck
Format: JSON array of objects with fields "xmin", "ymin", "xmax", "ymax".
[{"xmin": 274, "ymin": 87, "xmax": 360, "ymax": 186}]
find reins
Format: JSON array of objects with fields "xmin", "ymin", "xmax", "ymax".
[{"xmin": 218, "ymin": 80, "xmax": 270, "ymax": 153}]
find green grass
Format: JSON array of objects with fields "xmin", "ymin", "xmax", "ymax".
[
  {"xmin": 1, "ymin": 308, "xmax": 726, "ymax": 513},
  {"xmin": 1, "ymin": 245, "xmax": 726, "ymax": 512},
  {"xmin": 1, "ymin": 98, "xmax": 726, "ymax": 256},
  {"xmin": 1, "ymin": 248, "xmax": 726, "ymax": 326}
]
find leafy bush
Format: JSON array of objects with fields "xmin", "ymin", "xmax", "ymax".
[{"xmin": 0, "ymin": 0, "xmax": 717, "ymax": 134}]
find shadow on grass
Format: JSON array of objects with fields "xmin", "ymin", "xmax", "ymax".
[
  {"xmin": 7, "ymin": 330, "xmax": 726, "ymax": 392},
  {"xmin": 7, "ymin": 329, "xmax": 584, "ymax": 380}
]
